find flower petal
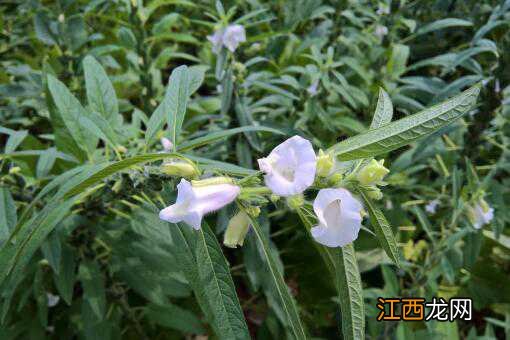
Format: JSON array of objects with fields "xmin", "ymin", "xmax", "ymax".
[
  {"xmin": 311, "ymin": 188, "xmax": 363, "ymax": 247},
  {"xmin": 259, "ymin": 135, "xmax": 316, "ymax": 196}
]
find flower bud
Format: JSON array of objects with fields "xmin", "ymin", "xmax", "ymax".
[
  {"xmin": 270, "ymin": 194, "xmax": 280, "ymax": 203},
  {"xmin": 356, "ymin": 159, "xmax": 389, "ymax": 186},
  {"xmin": 316, "ymin": 149, "xmax": 334, "ymax": 177},
  {"xmin": 223, "ymin": 211, "xmax": 251, "ymax": 248},
  {"xmin": 287, "ymin": 194, "xmax": 304, "ymax": 210},
  {"xmin": 245, "ymin": 206, "xmax": 261, "ymax": 217},
  {"xmin": 366, "ymin": 187, "xmax": 383, "ymax": 200},
  {"xmin": 328, "ymin": 173, "xmax": 343, "ymax": 186},
  {"xmin": 161, "ymin": 159, "xmax": 199, "ymax": 178},
  {"xmin": 191, "ymin": 176, "xmax": 234, "ymax": 187},
  {"xmin": 116, "ymin": 145, "xmax": 127, "ymax": 153}
]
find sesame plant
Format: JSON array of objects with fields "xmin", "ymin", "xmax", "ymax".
[{"xmin": 0, "ymin": 0, "xmax": 509, "ymax": 339}]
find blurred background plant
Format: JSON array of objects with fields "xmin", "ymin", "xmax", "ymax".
[{"xmin": 0, "ymin": 0, "xmax": 509, "ymax": 339}]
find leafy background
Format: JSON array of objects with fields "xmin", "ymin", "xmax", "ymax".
[{"xmin": 0, "ymin": 0, "xmax": 509, "ymax": 339}]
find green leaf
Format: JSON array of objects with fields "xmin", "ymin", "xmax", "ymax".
[
  {"xmin": 83, "ymin": 55, "xmax": 120, "ymax": 126},
  {"xmin": 411, "ymin": 206, "xmax": 436, "ymax": 244},
  {"xmin": 335, "ymin": 244, "xmax": 365, "ymax": 340},
  {"xmin": 145, "ymin": 65, "xmax": 192, "ymax": 146},
  {"xmin": 296, "ymin": 208, "xmax": 364, "ymax": 340},
  {"xmin": 166, "ymin": 65, "xmax": 191, "ymax": 146},
  {"xmin": 54, "ymin": 245, "xmax": 76, "ymax": 305},
  {"xmin": 178, "ymin": 126, "xmax": 283, "ymax": 152},
  {"xmin": 36, "ymin": 148, "xmax": 57, "ymax": 178},
  {"xmin": 386, "ymin": 44, "xmax": 409, "ymax": 79},
  {"xmin": 0, "ymin": 188, "xmax": 16, "ymax": 245},
  {"xmin": 370, "ymin": 88, "xmax": 393, "ymax": 129},
  {"xmin": 186, "ymin": 155, "xmax": 257, "ymax": 176},
  {"xmin": 43, "ymin": 63, "xmax": 86, "ymax": 162},
  {"xmin": 5, "ymin": 130, "xmax": 27, "ymax": 153},
  {"xmin": 328, "ymin": 84, "xmax": 480, "ymax": 160},
  {"xmin": 78, "ymin": 112, "xmax": 120, "ymax": 149},
  {"xmin": 79, "ymin": 261, "xmax": 106, "ymax": 319},
  {"xmin": 64, "ymin": 153, "xmax": 181, "ymax": 198},
  {"xmin": 415, "ymin": 18, "xmax": 473, "ymax": 37},
  {"xmin": 0, "ymin": 196, "xmax": 78, "ymax": 286},
  {"xmin": 247, "ymin": 215, "xmax": 307, "ymax": 339},
  {"xmin": 34, "ymin": 11, "xmax": 56, "ymax": 45},
  {"xmin": 47, "ymin": 75, "xmax": 98, "ymax": 155},
  {"xmin": 358, "ymin": 189, "xmax": 400, "ymax": 266},
  {"xmin": 146, "ymin": 303, "xmax": 206, "ymax": 334},
  {"xmin": 195, "ymin": 224, "xmax": 250, "ymax": 339},
  {"xmin": 163, "ymin": 217, "xmax": 249, "ymax": 339},
  {"xmin": 41, "ymin": 231, "xmax": 61, "ymax": 273}
]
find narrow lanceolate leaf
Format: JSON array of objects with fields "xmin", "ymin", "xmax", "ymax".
[
  {"xmin": 167, "ymin": 65, "xmax": 191, "ymax": 146},
  {"xmin": 0, "ymin": 188, "xmax": 16, "ymax": 245},
  {"xmin": 0, "ymin": 197, "xmax": 78, "ymax": 286},
  {"xmin": 145, "ymin": 65, "xmax": 192, "ymax": 146},
  {"xmin": 64, "ymin": 153, "xmax": 180, "ymax": 198},
  {"xmin": 47, "ymin": 75, "xmax": 98, "ymax": 154},
  {"xmin": 178, "ymin": 126, "xmax": 284, "ymax": 152},
  {"xmin": 335, "ymin": 244, "xmax": 365, "ymax": 340},
  {"xmin": 83, "ymin": 55, "xmax": 120, "ymax": 126},
  {"xmin": 195, "ymin": 224, "xmax": 250, "ymax": 339},
  {"xmin": 159, "ymin": 213, "xmax": 249, "ymax": 339},
  {"xmin": 329, "ymin": 84, "xmax": 480, "ymax": 160},
  {"xmin": 369, "ymin": 88, "xmax": 393, "ymax": 129},
  {"xmin": 248, "ymin": 215, "xmax": 307, "ymax": 340},
  {"xmin": 297, "ymin": 208, "xmax": 364, "ymax": 340},
  {"xmin": 415, "ymin": 18, "xmax": 473, "ymax": 37},
  {"xmin": 358, "ymin": 189, "xmax": 400, "ymax": 267}
]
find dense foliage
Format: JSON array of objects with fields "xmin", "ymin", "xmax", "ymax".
[{"xmin": 0, "ymin": 0, "xmax": 509, "ymax": 339}]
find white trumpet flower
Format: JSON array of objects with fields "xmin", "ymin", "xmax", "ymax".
[
  {"xmin": 258, "ymin": 136, "xmax": 316, "ymax": 196},
  {"xmin": 159, "ymin": 178, "xmax": 240, "ymax": 230},
  {"xmin": 311, "ymin": 188, "xmax": 363, "ymax": 248},
  {"xmin": 467, "ymin": 199, "xmax": 494, "ymax": 229}
]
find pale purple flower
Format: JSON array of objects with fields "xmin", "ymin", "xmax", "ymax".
[
  {"xmin": 258, "ymin": 136, "xmax": 316, "ymax": 196},
  {"xmin": 223, "ymin": 24, "xmax": 246, "ymax": 52},
  {"xmin": 159, "ymin": 178, "xmax": 240, "ymax": 230},
  {"xmin": 375, "ymin": 25, "xmax": 388, "ymax": 39},
  {"xmin": 467, "ymin": 199, "xmax": 494, "ymax": 229},
  {"xmin": 376, "ymin": 5, "xmax": 390, "ymax": 15},
  {"xmin": 311, "ymin": 188, "xmax": 363, "ymax": 247},
  {"xmin": 495, "ymin": 79, "xmax": 501, "ymax": 93},
  {"xmin": 207, "ymin": 28, "xmax": 224, "ymax": 54},
  {"xmin": 425, "ymin": 199, "xmax": 440, "ymax": 214},
  {"xmin": 207, "ymin": 24, "xmax": 246, "ymax": 54},
  {"xmin": 160, "ymin": 137, "xmax": 173, "ymax": 151},
  {"xmin": 307, "ymin": 80, "xmax": 319, "ymax": 96}
]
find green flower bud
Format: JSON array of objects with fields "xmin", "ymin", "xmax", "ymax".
[
  {"xmin": 287, "ymin": 194, "xmax": 304, "ymax": 210},
  {"xmin": 316, "ymin": 149, "xmax": 334, "ymax": 177},
  {"xmin": 356, "ymin": 159, "xmax": 389, "ymax": 186},
  {"xmin": 191, "ymin": 176, "xmax": 234, "ymax": 186},
  {"xmin": 223, "ymin": 211, "xmax": 251, "ymax": 248},
  {"xmin": 366, "ymin": 187, "xmax": 383, "ymax": 200},
  {"xmin": 328, "ymin": 173, "xmax": 343, "ymax": 185},
  {"xmin": 245, "ymin": 206, "xmax": 261, "ymax": 217},
  {"xmin": 161, "ymin": 159, "xmax": 199, "ymax": 179},
  {"xmin": 270, "ymin": 194, "xmax": 280, "ymax": 203}
]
